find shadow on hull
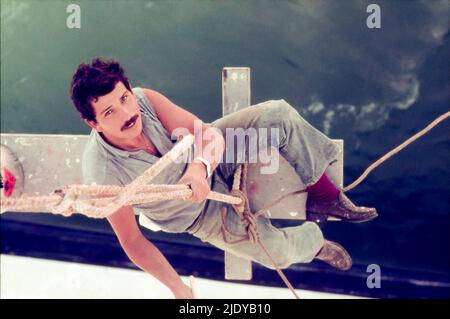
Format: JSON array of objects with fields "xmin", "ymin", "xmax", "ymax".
[{"xmin": 1, "ymin": 214, "xmax": 449, "ymax": 299}]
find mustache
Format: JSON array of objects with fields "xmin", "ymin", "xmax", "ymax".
[{"xmin": 122, "ymin": 114, "xmax": 139, "ymax": 131}]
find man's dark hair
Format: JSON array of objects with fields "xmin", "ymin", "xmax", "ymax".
[{"xmin": 70, "ymin": 57, "xmax": 131, "ymax": 123}]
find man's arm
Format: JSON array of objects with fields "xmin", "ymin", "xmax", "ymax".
[
  {"xmin": 142, "ymin": 88, "xmax": 225, "ymax": 176},
  {"xmin": 107, "ymin": 204, "xmax": 192, "ymax": 298}
]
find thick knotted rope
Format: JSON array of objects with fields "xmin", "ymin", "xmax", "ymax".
[{"xmin": 221, "ymin": 162, "xmax": 302, "ymax": 299}]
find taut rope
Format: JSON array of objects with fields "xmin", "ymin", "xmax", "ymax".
[
  {"xmin": 221, "ymin": 163, "xmax": 303, "ymax": 299},
  {"xmin": 219, "ymin": 110, "xmax": 450, "ymax": 299},
  {"xmin": 344, "ymin": 111, "xmax": 450, "ymax": 192}
]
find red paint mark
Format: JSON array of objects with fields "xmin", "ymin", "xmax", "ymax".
[
  {"xmin": 3, "ymin": 167, "xmax": 17, "ymax": 197},
  {"xmin": 249, "ymin": 181, "xmax": 258, "ymax": 194},
  {"xmin": 46, "ymin": 147, "xmax": 53, "ymax": 155},
  {"xmin": 74, "ymin": 178, "xmax": 81, "ymax": 184}
]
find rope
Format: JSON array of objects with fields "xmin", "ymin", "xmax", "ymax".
[
  {"xmin": 222, "ymin": 162, "xmax": 301, "ymax": 299},
  {"xmin": 221, "ymin": 109, "xmax": 450, "ymax": 299},
  {"xmin": 344, "ymin": 111, "xmax": 450, "ymax": 192},
  {"xmin": 1, "ymin": 184, "xmax": 242, "ymax": 216}
]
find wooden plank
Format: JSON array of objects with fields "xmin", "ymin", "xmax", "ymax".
[
  {"xmin": 222, "ymin": 67, "xmax": 251, "ymax": 116},
  {"xmin": 1, "ymin": 134, "xmax": 87, "ymax": 197},
  {"xmin": 222, "ymin": 67, "xmax": 253, "ymax": 280},
  {"xmin": 221, "ymin": 67, "xmax": 344, "ymax": 280}
]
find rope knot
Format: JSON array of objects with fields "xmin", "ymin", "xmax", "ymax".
[
  {"xmin": 49, "ymin": 187, "xmax": 78, "ymax": 217},
  {"xmin": 228, "ymin": 188, "xmax": 260, "ymax": 244},
  {"xmin": 230, "ymin": 189, "xmax": 246, "ymax": 215}
]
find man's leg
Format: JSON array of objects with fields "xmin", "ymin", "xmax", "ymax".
[
  {"xmin": 187, "ymin": 99, "xmax": 369, "ymax": 270},
  {"xmin": 210, "ymin": 99, "xmax": 340, "ymax": 188},
  {"xmin": 210, "ymin": 99, "xmax": 377, "ymax": 223},
  {"xmin": 188, "ymin": 192, "xmax": 352, "ymax": 270},
  {"xmin": 188, "ymin": 195, "xmax": 324, "ymax": 269},
  {"xmin": 189, "ymin": 99, "xmax": 335, "ymax": 269}
]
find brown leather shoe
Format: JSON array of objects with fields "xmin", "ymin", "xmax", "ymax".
[
  {"xmin": 306, "ymin": 191, "xmax": 378, "ymax": 223},
  {"xmin": 315, "ymin": 240, "xmax": 352, "ymax": 271}
]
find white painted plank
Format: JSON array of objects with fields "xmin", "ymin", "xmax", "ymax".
[
  {"xmin": 222, "ymin": 67, "xmax": 253, "ymax": 280},
  {"xmin": 221, "ymin": 67, "xmax": 344, "ymax": 280}
]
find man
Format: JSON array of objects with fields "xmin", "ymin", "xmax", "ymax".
[{"xmin": 71, "ymin": 57, "xmax": 377, "ymax": 298}]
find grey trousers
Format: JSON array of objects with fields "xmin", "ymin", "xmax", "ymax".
[{"xmin": 187, "ymin": 99, "xmax": 341, "ymax": 269}]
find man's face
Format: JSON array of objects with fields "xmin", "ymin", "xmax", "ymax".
[{"xmin": 85, "ymin": 81, "xmax": 142, "ymax": 142}]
